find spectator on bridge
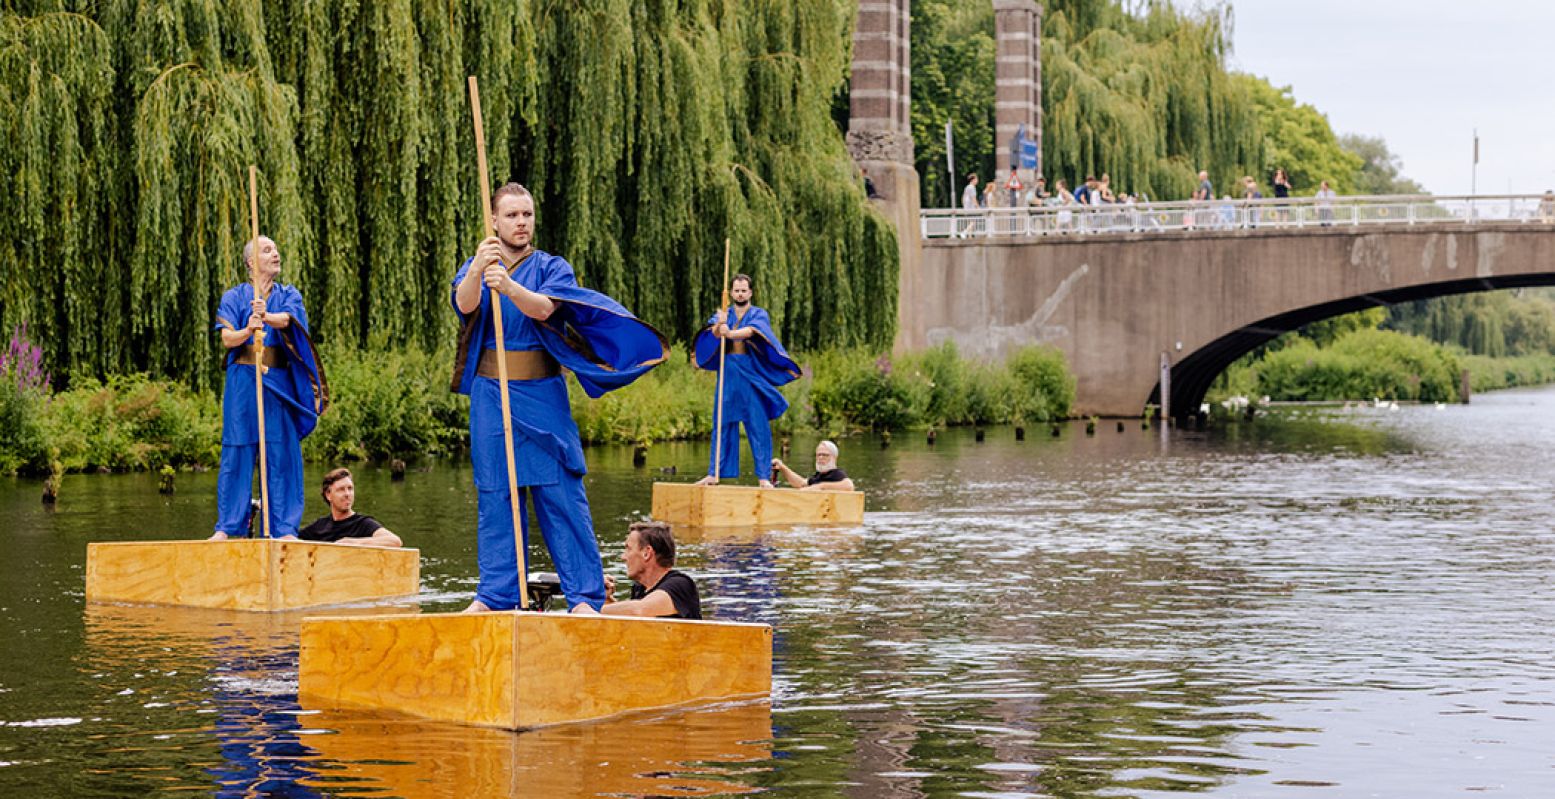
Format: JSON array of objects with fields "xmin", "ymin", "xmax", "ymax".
[
  {"xmin": 1272, "ymin": 168, "xmax": 1292, "ymax": 225},
  {"xmin": 1217, "ymin": 194, "xmax": 1236, "ymax": 229},
  {"xmin": 1052, "ymin": 179, "xmax": 1075, "ymax": 231},
  {"xmin": 1027, "ymin": 176, "xmax": 1049, "ymax": 207},
  {"xmin": 1539, "ymin": 190, "xmax": 1555, "ymax": 223},
  {"xmin": 1242, "ymin": 177, "xmax": 1264, "ymax": 227},
  {"xmin": 1315, "ymin": 180, "xmax": 1338, "ymax": 225},
  {"xmin": 1192, "ymin": 170, "xmax": 1214, "ymax": 228},
  {"xmin": 984, "ymin": 177, "xmax": 1001, "ymax": 208},
  {"xmin": 961, "ymin": 174, "xmax": 980, "ymax": 210},
  {"xmin": 1074, "ymin": 175, "xmax": 1096, "ymax": 205}
]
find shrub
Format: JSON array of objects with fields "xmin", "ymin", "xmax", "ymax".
[
  {"xmin": 43, "ymin": 374, "xmax": 221, "ymax": 472},
  {"xmin": 0, "ymin": 326, "xmax": 50, "ymax": 475},
  {"xmin": 304, "ymin": 346, "xmax": 468, "ymax": 462},
  {"xmin": 569, "ymin": 346, "xmax": 711, "ymax": 445}
]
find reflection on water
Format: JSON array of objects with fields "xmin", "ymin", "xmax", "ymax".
[{"xmin": 5, "ymin": 387, "xmax": 1555, "ymax": 796}]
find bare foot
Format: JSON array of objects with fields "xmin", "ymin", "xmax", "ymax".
[
  {"xmin": 758, "ymin": 479, "xmax": 775, "ymax": 489},
  {"xmin": 207, "ymin": 531, "xmax": 230, "ymax": 541},
  {"xmin": 569, "ymin": 603, "xmax": 599, "ymax": 614},
  {"xmin": 694, "ymin": 475, "xmax": 719, "ymax": 486},
  {"xmin": 462, "ymin": 598, "xmax": 493, "ymax": 613}
]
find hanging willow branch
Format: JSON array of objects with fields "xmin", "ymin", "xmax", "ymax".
[{"xmin": 0, "ymin": 0, "xmax": 896, "ymax": 391}]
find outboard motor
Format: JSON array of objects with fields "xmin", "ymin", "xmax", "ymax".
[{"xmin": 526, "ymin": 572, "xmax": 564, "ymax": 611}]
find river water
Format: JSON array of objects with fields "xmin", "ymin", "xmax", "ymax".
[{"xmin": 3, "ymin": 386, "xmax": 1554, "ymax": 797}]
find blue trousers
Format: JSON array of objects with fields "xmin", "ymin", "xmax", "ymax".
[
  {"xmin": 475, "ymin": 474, "xmax": 606, "ymax": 611},
  {"xmin": 708, "ymin": 416, "xmax": 773, "ymax": 480},
  {"xmin": 214, "ymin": 440, "xmax": 304, "ymax": 538}
]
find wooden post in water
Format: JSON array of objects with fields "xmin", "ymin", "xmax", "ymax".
[
  {"xmin": 1158, "ymin": 351, "xmax": 1172, "ymax": 423},
  {"xmin": 1460, "ymin": 368, "xmax": 1472, "ymax": 404}
]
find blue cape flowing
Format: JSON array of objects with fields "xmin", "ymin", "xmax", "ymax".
[
  {"xmin": 215, "ymin": 283, "xmax": 330, "ymax": 439},
  {"xmin": 450, "ymin": 250, "xmax": 669, "ymax": 399},
  {"xmin": 692, "ymin": 305, "xmax": 801, "ymax": 387}
]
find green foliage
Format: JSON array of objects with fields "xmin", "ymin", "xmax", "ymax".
[
  {"xmin": 1386, "ymin": 290, "xmax": 1555, "ymax": 358},
  {"xmin": 1236, "ymin": 74, "xmax": 1363, "ymax": 196},
  {"xmin": 1340, "ymin": 133, "xmax": 1427, "ymax": 195},
  {"xmin": 1005, "ymin": 345, "xmax": 1076, "ymax": 422},
  {"xmin": 303, "ymin": 346, "xmax": 468, "ymax": 462},
  {"xmin": 0, "ymin": 1, "xmax": 897, "ymax": 392},
  {"xmin": 913, "ymin": 0, "xmax": 1267, "ymax": 204},
  {"xmin": 0, "ymin": 375, "xmax": 48, "ymax": 475},
  {"xmin": 569, "ymin": 347, "xmax": 711, "ymax": 445},
  {"xmin": 1460, "ymin": 352, "xmax": 1555, "ymax": 393},
  {"xmin": 41, "ymin": 374, "xmax": 221, "ymax": 473},
  {"xmin": 1237, "ymin": 329, "xmax": 1462, "ymax": 403}
]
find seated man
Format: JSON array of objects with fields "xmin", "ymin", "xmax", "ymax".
[
  {"xmin": 771, "ymin": 440, "xmax": 855, "ymax": 492},
  {"xmin": 298, "ymin": 468, "xmax": 402, "ymax": 547},
  {"xmin": 598, "ymin": 521, "xmax": 701, "ymax": 619}
]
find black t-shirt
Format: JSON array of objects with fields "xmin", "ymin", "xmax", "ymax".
[
  {"xmin": 807, "ymin": 468, "xmax": 849, "ymax": 486},
  {"xmin": 629, "ymin": 570, "xmax": 702, "ymax": 620},
  {"xmin": 299, "ymin": 513, "xmax": 383, "ymax": 543}
]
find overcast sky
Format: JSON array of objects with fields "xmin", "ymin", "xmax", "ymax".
[{"xmin": 1228, "ymin": 0, "xmax": 1555, "ymax": 196}]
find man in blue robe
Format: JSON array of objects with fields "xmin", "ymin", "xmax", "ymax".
[
  {"xmin": 452, "ymin": 183, "xmax": 667, "ymax": 613},
  {"xmin": 210, "ymin": 236, "xmax": 329, "ymax": 540},
  {"xmin": 692, "ymin": 274, "xmax": 800, "ymax": 487}
]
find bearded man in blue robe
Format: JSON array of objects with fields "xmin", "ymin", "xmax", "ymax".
[
  {"xmin": 452, "ymin": 183, "xmax": 668, "ymax": 613},
  {"xmin": 692, "ymin": 274, "xmax": 800, "ymax": 488},
  {"xmin": 210, "ymin": 236, "xmax": 329, "ymax": 540}
]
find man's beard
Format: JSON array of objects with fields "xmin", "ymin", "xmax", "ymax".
[{"xmin": 733, "ymin": 299, "xmax": 750, "ymax": 308}]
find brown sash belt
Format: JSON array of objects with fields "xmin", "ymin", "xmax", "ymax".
[
  {"xmin": 233, "ymin": 346, "xmax": 288, "ymax": 368},
  {"xmin": 477, "ymin": 348, "xmax": 561, "ymax": 381},
  {"xmin": 727, "ymin": 340, "xmax": 749, "ymax": 355}
]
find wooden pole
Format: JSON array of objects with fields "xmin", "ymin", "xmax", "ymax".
[
  {"xmin": 468, "ymin": 75, "xmax": 528, "ymax": 609},
  {"xmin": 248, "ymin": 165, "xmax": 272, "ymax": 540},
  {"xmin": 712, "ymin": 238, "xmax": 731, "ymax": 482}
]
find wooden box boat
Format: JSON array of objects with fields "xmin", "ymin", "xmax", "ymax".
[
  {"xmin": 85, "ymin": 539, "xmax": 419, "ymax": 612},
  {"xmin": 298, "ymin": 611, "xmax": 771, "ymax": 730},
  {"xmin": 650, "ymin": 482, "xmax": 864, "ymax": 527}
]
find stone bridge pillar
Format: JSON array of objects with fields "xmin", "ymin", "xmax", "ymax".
[
  {"xmin": 994, "ymin": 0, "xmax": 1042, "ymax": 187},
  {"xmin": 847, "ymin": 0, "xmax": 925, "ymax": 351}
]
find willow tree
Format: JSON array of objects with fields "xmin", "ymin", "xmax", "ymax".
[
  {"xmin": 0, "ymin": 10, "xmax": 115, "ymax": 381},
  {"xmin": 0, "ymin": 0, "xmax": 895, "ymax": 390},
  {"xmin": 911, "ymin": 0, "xmax": 1267, "ymax": 204}
]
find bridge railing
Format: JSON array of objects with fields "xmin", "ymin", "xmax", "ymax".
[{"xmin": 920, "ymin": 194, "xmax": 1555, "ymax": 240}]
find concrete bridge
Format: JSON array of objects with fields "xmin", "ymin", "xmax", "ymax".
[
  {"xmin": 841, "ymin": 5, "xmax": 1555, "ymax": 417},
  {"xmin": 898, "ymin": 206, "xmax": 1555, "ymax": 417}
]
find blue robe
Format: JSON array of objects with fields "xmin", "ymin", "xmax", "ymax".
[
  {"xmin": 693, "ymin": 305, "xmax": 800, "ymax": 479},
  {"xmin": 213, "ymin": 284, "xmax": 328, "ymax": 538},
  {"xmin": 451, "ymin": 249, "xmax": 667, "ymax": 610}
]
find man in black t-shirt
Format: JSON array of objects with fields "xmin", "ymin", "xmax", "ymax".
[
  {"xmin": 596, "ymin": 520, "xmax": 701, "ymax": 620},
  {"xmin": 771, "ymin": 440, "xmax": 855, "ymax": 492},
  {"xmin": 297, "ymin": 468, "xmax": 402, "ymax": 547}
]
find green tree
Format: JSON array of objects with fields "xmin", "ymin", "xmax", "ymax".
[
  {"xmin": 1340, "ymin": 133, "xmax": 1427, "ymax": 195},
  {"xmin": 1236, "ymin": 74, "xmax": 1362, "ymax": 195}
]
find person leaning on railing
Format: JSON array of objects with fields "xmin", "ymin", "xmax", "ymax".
[
  {"xmin": 1315, "ymin": 181, "xmax": 1338, "ymax": 226},
  {"xmin": 1539, "ymin": 190, "xmax": 1555, "ymax": 223}
]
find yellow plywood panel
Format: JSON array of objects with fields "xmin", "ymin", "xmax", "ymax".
[
  {"xmin": 85, "ymin": 540, "xmax": 420, "ymax": 612},
  {"xmin": 304, "ymin": 703, "xmax": 771, "ymax": 799},
  {"xmin": 300, "ymin": 612, "xmax": 517, "ymax": 729},
  {"xmin": 651, "ymin": 482, "xmax": 864, "ymax": 527},
  {"xmin": 299, "ymin": 612, "xmax": 772, "ymax": 731},
  {"xmin": 513, "ymin": 613, "xmax": 771, "ymax": 728},
  {"xmin": 272, "ymin": 542, "xmax": 419, "ymax": 610}
]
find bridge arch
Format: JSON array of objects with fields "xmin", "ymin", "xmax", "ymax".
[{"xmin": 913, "ymin": 223, "xmax": 1555, "ymax": 416}]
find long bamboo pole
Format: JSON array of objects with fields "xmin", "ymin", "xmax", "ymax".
[
  {"xmin": 468, "ymin": 75, "xmax": 528, "ymax": 609},
  {"xmin": 248, "ymin": 165, "xmax": 271, "ymax": 540},
  {"xmin": 712, "ymin": 238, "xmax": 731, "ymax": 481}
]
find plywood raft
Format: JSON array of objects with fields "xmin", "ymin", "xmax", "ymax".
[
  {"xmin": 298, "ymin": 611, "xmax": 772, "ymax": 730},
  {"xmin": 85, "ymin": 539, "xmax": 420, "ymax": 612},
  {"xmin": 650, "ymin": 482, "xmax": 864, "ymax": 527}
]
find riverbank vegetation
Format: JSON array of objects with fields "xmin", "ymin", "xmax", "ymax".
[
  {"xmin": 1212, "ymin": 290, "xmax": 1555, "ymax": 405},
  {"xmin": 0, "ymin": 332, "xmax": 1073, "ymax": 476}
]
